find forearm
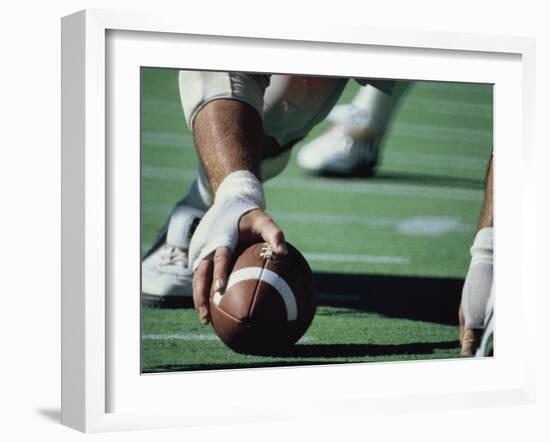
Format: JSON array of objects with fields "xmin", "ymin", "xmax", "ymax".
[
  {"xmin": 188, "ymin": 100, "xmax": 285, "ymax": 324},
  {"xmin": 460, "ymin": 155, "xmax": 494, "ymax": 354},
  {"xmin": 477, "ymin": 156, "xmax": 493, "ymax": 230},
  {"xmin": 193, "ymin": 99, "xmax": 264, "ymax": 192}
]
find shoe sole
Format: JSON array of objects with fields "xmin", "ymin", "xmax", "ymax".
[{"xmin": 302, "ymin": 162, "xmax": 377, "ymax": 178}]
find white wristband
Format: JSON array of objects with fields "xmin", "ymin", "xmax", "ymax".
[
  {"xmin": 215, "ymin": 170, "xmax": 266, "ymax": 209},
  {"xmin": 462, "ymin": 227, "xmax": 494, "ymax": 329},
  {"xmin": 470, "ymin": 226, "xmax": 493, "ymax": 254},
  {"xmin": 469, "ymin": 227, "xmax": 493, "ymax": 266}
]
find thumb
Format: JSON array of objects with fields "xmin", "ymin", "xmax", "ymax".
[
  {"xmin": 458, "ymin": 304, "xmax": 465, "ymax": 346},
  {"xmin": 461, "ymin": 328, "xmax": 482, "ymax": 356},
  {"xmin": 257, "ymin": 218, "xmax": 287, "ymax": 256}
]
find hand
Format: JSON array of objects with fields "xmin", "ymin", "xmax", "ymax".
[
  {"xmin": 459, "ymin": 304, "xmax": 483, "ymax": 356},
  {"xmin": 458, "ymin": 227, "xmax": 493, "ymax": 356},
  {"xmin": 190, "ymin": 205, "xmax": 287, "ymax": 324}
]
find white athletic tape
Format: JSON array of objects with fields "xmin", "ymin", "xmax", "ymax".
[
  {"xmin": 215, "ymin": 170, "xmax": 265, "ymax": 209},
  {"xmin": 188, "ymin": 196, "xmax": 259, "ymax": 272},
  {"xmin": 214, "ymin": 266, "xmax": 298, "ymax": 321},
  {"xmin": 471, "ymin": 227, "xmax": 494, "ymax": 253}
]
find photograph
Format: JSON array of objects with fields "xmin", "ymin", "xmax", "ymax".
[{"xmin": 140, "ymin": 68, "xmax": 494, "ymax": 373}]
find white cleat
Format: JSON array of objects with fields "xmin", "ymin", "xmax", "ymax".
[
  {"xmin": 297, "ymin": 104, "xmax": 384, "ymax": 177},
  {"xmin": 297, "ymin": 125, "xmax": 382, "ymax": 177},
  {"xmin": 142, "ymin": 202, "xmax": 204, "ymax": 307}
]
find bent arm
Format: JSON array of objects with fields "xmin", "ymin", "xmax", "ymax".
[
  {"xmin": 179, "ymin": 72, "xmax": 286, "ymax": 324},
  {"xmin": 193, "ymin": 99, "xmax": 264, "ymax": 192},
  {"xmin": 179, "ymin": 71, "xmax": 270, "ymax": 191}
]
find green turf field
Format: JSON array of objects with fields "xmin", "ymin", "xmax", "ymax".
[{"xmin": 141, "ymin": 68, "xmax": 493, "ymax": 372}]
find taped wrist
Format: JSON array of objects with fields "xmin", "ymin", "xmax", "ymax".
[
  {"xmin": 461, "ymin": 227, "xmax": 494, "ymax": 329},
  {"xmin": 470, "ymin": 226, "xmax": 493, "ymax": 259},
  {"xmin": 189, "ymin": 197, "xmax": 259, "ymax": 271},
  {"xmin": 215, "ymin": 170, "xmax": 265, "ymax": 210},
  {"xmin": 188, "ymin": 171, "xmax": 265, "ymax": 271}
]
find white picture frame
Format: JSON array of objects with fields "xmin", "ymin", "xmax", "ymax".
[{"xmin": 61, "ymin": 9, "xmax": 537, "ymax": 433}]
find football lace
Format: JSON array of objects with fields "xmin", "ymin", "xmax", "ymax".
[{"xmin": 260, "ymin": 243, "xmax": 274, "ymax": 260}]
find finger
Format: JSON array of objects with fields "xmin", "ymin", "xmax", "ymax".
[
  {"xmin": 192, "ymin": 258, "xmax": 213, "ymax": 325},
  {"xmin": 256, "ymin": 217, "xmax": 287, "ymax": 255},
  {"xmin": 460, "ymin": 328, "xmax": 482, "ymax": 356},
  {"xmin": 458, "ymin": 304, "xmax": 465, "ymax": 346},
  {"xmin": 212, "ymin": 247, "xmax": 232, "ymax": 294}
]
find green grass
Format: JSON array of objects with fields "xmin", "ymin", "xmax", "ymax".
[
  {"xmin": 142, "ymin": 307, "xmax": 460, "ymax": 372},
  {"xmin": 140, "ymin": 68, "xmax": 492, "ymax": 373}
]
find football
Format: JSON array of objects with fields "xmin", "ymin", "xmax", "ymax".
[{"xmin": 209, "ymin": 241, "xmax": 316, "ymax": 354}]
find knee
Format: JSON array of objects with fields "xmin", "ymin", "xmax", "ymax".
[{"xmin": 260, "ymin": 135, "xmax": 300, "ymax": 181}]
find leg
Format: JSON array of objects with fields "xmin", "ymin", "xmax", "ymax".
[{"xmin": 297, "ymin": 81, "xmax": 409, "ymax": 177}]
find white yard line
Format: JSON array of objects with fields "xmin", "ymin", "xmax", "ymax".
[
  {"xmin": 141, "ymin": 165, "xmax": 484, "ymax": 202},
  {"xmin": 142, "ymin": 99, "xmax": 182, "ymax": 115},
  {"xmin": 142, "ymin": 131, "xmax": 194, "ymax": 148},
  {"xmin": 141, "ymin": 123, "xmax": 491, "ymax": 149},
  {"xmin": 387, "ymin": 122, "xmax": 491, "ymax": 144},
  {"xmin": 402, "ymin": 96, "xmax": 492, "ymax": 117},
  {"xmin": 143, "ymin": 333, "xmax": 220, "ymax": 341},
  {"xmin": 142, "ymin": 96, "xmax": 492, "ymax": 120},
  {"xmin": 265, "ymin": 177, "xmax": 483, "ymax": 202},
  {"xmin": 140, "ymin": 134, "xmax": 488, "ymax": 171},
  {"xmin": 382, "ymin": 151, "xmax": 487, "ymax": 171},
  {"xmin": 272, "ymin": 212, "xmax": 395, "ymax": 227},
  {"xmin": 273, "ymin": 212, "xmax": 473, "ymax": 235},
  {"xmin": 143, "ymin": 198, "xmax": 473, "ymax": 239},
  {"xmin": 140, "ymin": 141, "xmax": 489, "ymax": 171},
  {"xmin": 415, "ymin": 83, "xmax": 493, "ymax": 97},
  {"xmin": 141, "ymin": 166, "xmax": 197, "ymax": 181},
  {"xmin": 140, "ymin": 243, "xmax": 410, "ymax": 266},
  {"xmin": 304, "ymin": 253, "xmax": 410, "ymax": 265},
  {"xmin": 142, "ymin": 333, "xmax": 315, "ymax": 342}
]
